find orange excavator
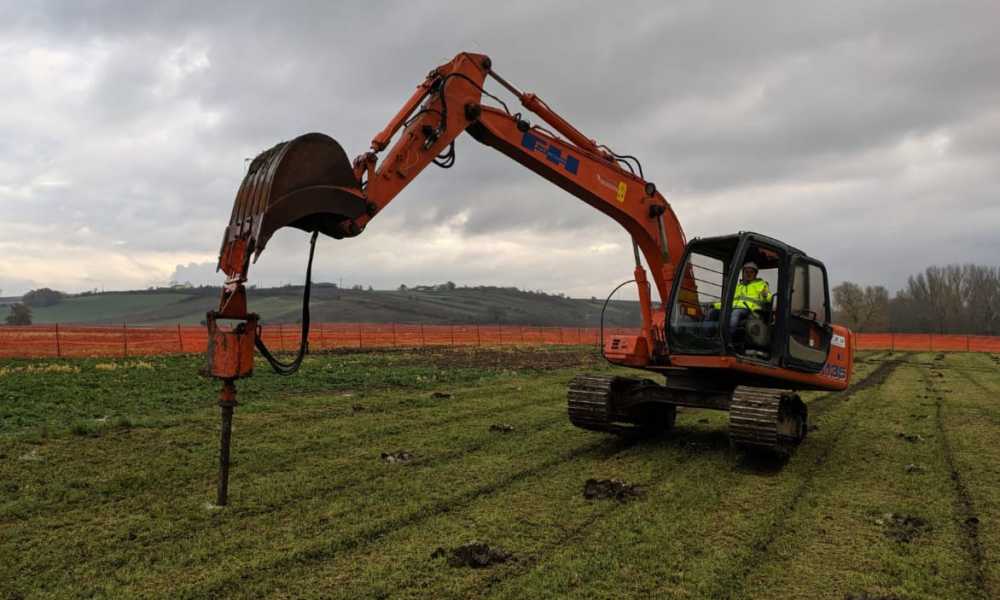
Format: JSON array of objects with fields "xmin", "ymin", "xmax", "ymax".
[{"xmin": 205, "ymin": 52, "xmax": 854, "ymax": 504}]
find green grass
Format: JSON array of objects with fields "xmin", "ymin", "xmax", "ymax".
[
  {"xmin": 17, "ymin": 286, "xmax": 643, "ymax": 326},
  {"xmin": 28, "ymin": 293, "xmax": 195, "ymax": 324},
  {"xmin": 0, "ymin": 349, "xmax": 997, "ymax": 598}
]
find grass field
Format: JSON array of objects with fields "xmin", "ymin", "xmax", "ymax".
[
  {"xmin": 1, "ymin": 348, "xmax": 997, "ymax": 599},
  {"xmin": 17, "ymin": 287, "xmax": 642, "ymax": 327}
]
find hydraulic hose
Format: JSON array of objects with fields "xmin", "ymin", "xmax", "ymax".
[{"xmin": 255, "ymin": 230, "xmax": 319, "ymax": 375}]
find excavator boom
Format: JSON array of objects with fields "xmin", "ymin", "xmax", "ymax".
[{"xmin": 216, "ymin": 51, "xmax": 683, "ymax": 366}]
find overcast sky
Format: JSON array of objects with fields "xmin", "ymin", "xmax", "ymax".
[{"xmin": 1, "ymin": 1, "xmax": 998, "ymax": 301}]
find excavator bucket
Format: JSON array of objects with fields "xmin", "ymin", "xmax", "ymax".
[{"xmin": 217, "ymin": 132, "xmax": 369, "ymax": 278}]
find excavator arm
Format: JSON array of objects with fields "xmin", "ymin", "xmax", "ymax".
[{"xmin": 213, "ymin": 52, "xmax": 686, "ymax": 373}]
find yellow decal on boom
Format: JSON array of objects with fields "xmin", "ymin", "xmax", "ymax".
[{"xmin": 616, "ymin": 182, "xmax": 627, "ymax": 203}]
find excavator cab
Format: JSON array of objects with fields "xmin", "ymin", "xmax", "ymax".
[{"xmin": 667, "ymin": 232, "xmax": 834, "ymax": 374}]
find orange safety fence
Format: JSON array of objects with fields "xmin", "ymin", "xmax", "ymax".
[
  {"xmin": 853, "ymin": 333, "xmax": 1000, "ymax": 353},
  {"xmin": 0, "ymin": 323, "xmax": 640, "ymax": 359},
  {"xmin": 2, "ymin": 325, "xmax": 999, "ymax": 359}
]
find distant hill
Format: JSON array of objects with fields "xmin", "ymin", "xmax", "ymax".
[{"xmin": 17, "ymin": 285, "xmax": 643, "ymax": 328}]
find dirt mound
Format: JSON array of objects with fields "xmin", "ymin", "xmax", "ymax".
[
  {"xmin": 430, "ymin": 391, "xmax": 452, "ymax": 399},
  {"xmin": 845, "ymin": 592, "xmax": 904, "ymax": 600},
  {"xmin": 432, "ymin": 542, "xmax": 512, "ymax": 568},
  {"xmin": 896, "ymin": 432, "xmax": 924, "ymax": 443},
  {"xmin": 875, "ymin": 513, "xmax": 929, "ymax": 543},
  {"xmin": 583, "ymin": 478, "xmax": 645, "ymax": 502},
  {"xmin": 380, "ymin": 450, "xmax": 414, "ymax": 464},
  {"xmin": 489, "ymin": 423, "xmax": 515, "ymax": 433},
  {"xmin": 904, "ymin": 463, "xmax": 926, "ymax": 474}
]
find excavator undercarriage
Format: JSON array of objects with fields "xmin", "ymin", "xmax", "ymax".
[{"xmin": 567, "ymin": 374, "xmax": 808, "ymax": 456}]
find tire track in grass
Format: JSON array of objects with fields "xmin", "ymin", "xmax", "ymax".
[
  {"xmin": 947, "ymin": 364, "xmax": 999, "ymax": 394},
  {"xmin": 802, "ymin": 359, "xmax": 890, "ymax": 420},
  {"xmin": 445, "ymin": 360, "xmax": 893, "ymax": 599},
  {"xmin": 709, "ymin": 358, "xmax": 901, "ymax": 600},
  {"xmin": 182, "ymin": 434, "xmax": 643, "ymax": 599},
  {"xmin": 4, "ymin": 406, "xmax": 584, "ymax": 596},
  {"xmin": 916, "ymin": 362, "xmax": 989, "ymax": 599},
  {"xmin": 0, "ymin": 377, "xmax": 575, "ymax": 530}
]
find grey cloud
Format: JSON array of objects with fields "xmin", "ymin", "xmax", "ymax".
[{"xmin": 1, "ymin": 0, "xmax": 998, "ymax": 297}]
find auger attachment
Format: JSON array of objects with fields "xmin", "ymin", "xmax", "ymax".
[{"xmin": 207, "ymin": 132, "xmax": 363, "ymax": 505}]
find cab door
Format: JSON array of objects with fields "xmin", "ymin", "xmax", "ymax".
[{"xmin": 784, "ymin": 256, "xmax": 832, "ymax": 372}]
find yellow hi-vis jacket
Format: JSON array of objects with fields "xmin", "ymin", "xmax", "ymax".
[{"xmin": 714, "ymin": 278, "xmax": 772, "ymax": 312}]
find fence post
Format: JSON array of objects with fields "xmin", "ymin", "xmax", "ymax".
[
  {"xmin": 358, "ymin": 324, "xmax": 363, "ymax": 349},
  {"xmin": 55, "ymin": 323, "xmax": 61, "ymax": 358},
  {"xmin": 890, "ymin": 333, "xmax": 895, "ymax": 352},
  {"xmin": 278, "ymin": 324, "xmax": 285, "ymax": 352},
  {"xmin": 476, "ymin": 325, "xmax": 481, "ymax": 346},
  {"xmin": 966, "ymin": 335, "xmax": 970, "ymax": 352},
  {"xmin": 420, "ymin": 324, "xmax": 425, "ymax": 347},
  {"xmin": 450, "ymin": 324, "xmax": 455, "ymax": 346},
  {"xmin": 177, "ymin": 323, "xmax": 184, "ymax": 353},
  {"xmin": 392, "ymin": 322, "xmax": 397, "ymax": 347},
  {"xmin": 123, "ymin": 321, "xmax": 128, "ymax": 358},
  {"xmin": 520, "ymin": 326, "xmax": 525, "ymax": 344},
  {"xmin": 498, "ymin": 324, "xmax": 502, "ymax": 345}
]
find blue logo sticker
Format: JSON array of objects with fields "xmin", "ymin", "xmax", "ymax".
[{"xmin": 521, "ymin": 132, "xmax": 579, "ymax": 175}]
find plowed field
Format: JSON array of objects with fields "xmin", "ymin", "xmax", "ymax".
[{"xmin": 1, "ymin": 349, "xmax": 998, "ymax": 599}]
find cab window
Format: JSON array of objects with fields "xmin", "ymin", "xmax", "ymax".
[{"xmin": 788, "ymin": 260, "xmax": 830, "ymax": 364}]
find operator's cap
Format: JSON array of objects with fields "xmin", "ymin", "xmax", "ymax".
[{"xmin": 743, "ymin": 261, "xmax": 759, "ymax": 271}]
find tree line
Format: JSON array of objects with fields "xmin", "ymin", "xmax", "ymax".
[{"xmin": 834, "ymin": 264, "xmax": 1000, "ymax": 335}]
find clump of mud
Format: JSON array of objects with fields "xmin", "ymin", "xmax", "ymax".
[
  {"xmin": 845, "ymin": 592, "xmax": 904, "ymax": 600},
  {"xmin": 430, "ymin": 391, "xmax": 452, "ymax": 399},
  {"xmin": 351, "ymin": 404, "xmax": 366, "ymax": 413},
  {"xmin": 896, "ymin": 432, "xmax": 924, "ymax": 443},
  {"xmin": 489, "ymin": 423, "xmax": 515, "ymax": 433},
  {"xmin": 583, "ymin": 478, "xmax": 645, "ymax": 502},
  {"xmin": 432, "ymin": 541, "xmax": 512, "ymax": 568},
  {"xmin": 934, "ymin": 353, "xmax": 946, "ymax": 361},
  {"xmin": 380, "ymin": 451, "xmax": 414, "ymax": 464},
  {"xmin": 874, "ymin": 512, "xmax": 930, "ymax": 543},
  {"xmin": 904, "ymin": 463, "xmax": 926, "ymax": 474}
]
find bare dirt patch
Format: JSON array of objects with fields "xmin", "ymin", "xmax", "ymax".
[
  {"xmin": 845, "ymin": 592, "xmax": 905, "ymax": 600},
  {"xmin": 874, "ymin": 512, "xmax": 930, "ymax": 543},
  {"xmin": 583, "ymin": 478, "xmax": 645, "ymax": 502},
  {"xmin": 380, "ymin": 451, "xmax": 414, "ymax": 464},
  {"xmin": 432, "ymin": 542, "xmax": 512, "ymax": 568},
  {"xmin": 489, "ymin": 423, "xmax": 515, "ymax": 433}
]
